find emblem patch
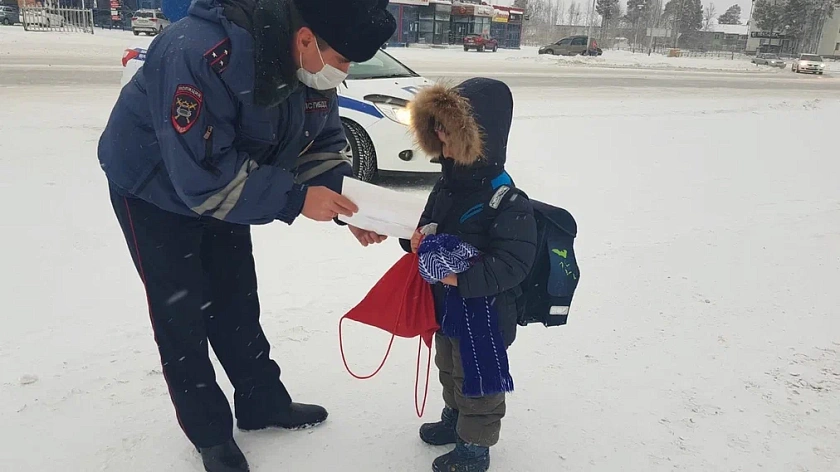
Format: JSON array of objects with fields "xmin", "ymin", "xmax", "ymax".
[
  {"xmin": 305, "ymin": 99, "xmax": 329, "ymax": 113},
  {"xmin": 171, "ymin": 84, "xmax": 203, "ymax": 134}
]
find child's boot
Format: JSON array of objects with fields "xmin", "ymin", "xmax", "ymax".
[
  {"xmin": 432, "ymin": 439, "xmax": 490, "ymax": 472},
  {"xmin": 420, "ymin": 406, "xmax": 459, "ymax": 446}
]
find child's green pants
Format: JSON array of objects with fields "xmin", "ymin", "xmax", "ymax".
[{"xmin": 434, "ymin": 333, "xmax": 507, "ymax": 447}]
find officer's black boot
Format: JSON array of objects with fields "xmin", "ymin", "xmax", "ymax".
[
  {"xmin": 199, "ymin": 439, "xmax": 249, "ymax": 472},
  {"xmin": 420, "ymin": 406, "xmax": 459, "ymax": 446},
  {"xmin": 237, "ymin": 402, "xmax": 328, "ymax": 431},
  {"xmin": 432, "ymin": 439, "xmax": 490, "ymax": 472}
]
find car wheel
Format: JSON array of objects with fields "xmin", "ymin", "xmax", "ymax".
[
  {"xmin": 341, "ymin": 119, "xmax": 378, "ymax": 183},
  {"xmin": 547, "ymin": 49, "xmax": 555, "ymax": 55},
  {"xmin": 2, "ymin": 18, "xmax": 9, "ymax": 25},
  {"xmin": 478, "ymin": 46, "xmax": 484, "ymax": 52},
  {"xmin": 492, "ymin": 45, "xmax": 497, "ymax": 52},
  {"xmin": 464, "ymin": 45, "xmax": 469, "ymax": 52},
  {"xmin": 133, "ymin": 30, "xmax": 139, "ymax": 36}
]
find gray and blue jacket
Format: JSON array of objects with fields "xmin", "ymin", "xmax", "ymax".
[{"xmin": 98, "ymin": 0, "xmax": 351, "ymax": 225}]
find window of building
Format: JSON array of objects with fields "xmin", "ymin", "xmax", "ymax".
[
  {"xmin": 418, "ymin": 6, "xmax": 434, "ymax": 44},
  {"xmin": 434, "ymin": 3, "xmax": 451, "ymax": 45}
]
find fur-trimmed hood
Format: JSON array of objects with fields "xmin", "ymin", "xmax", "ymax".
[{"xmin": 409, "ymin": 78, "xmax": 513, "ymax": 182}]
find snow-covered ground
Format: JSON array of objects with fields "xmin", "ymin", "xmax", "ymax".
[
  {"xmin": 512, "ymin": 49, "xmax": 785, "ymax": 73},
  {"xmin": 393, "ymin": 45, "xmax": 840, "ymax": 75},
  {"xmin": 2, "ymin": 26, "xmax": 840, "ymax": 472}
]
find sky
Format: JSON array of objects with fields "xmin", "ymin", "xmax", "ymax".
[{"xmin": 486, "ymin": 0, "xmax": 755, "ymax": 23}]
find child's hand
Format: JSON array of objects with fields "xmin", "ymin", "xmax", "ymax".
[
  {"xmin": 441, "ymin": 274, "xmax": 458, "ymax": 286},
  {"xmin": 410, "ymin": 229, "xmax": 425, "ymax": 253},
  {"xmin": 349, "ymin": 225, "xmax": 387, "ymax": 247}
]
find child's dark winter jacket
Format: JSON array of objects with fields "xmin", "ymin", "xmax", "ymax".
[{"xmin": 400, "ymin": 78, "xmax": 538, "ymax": 347}]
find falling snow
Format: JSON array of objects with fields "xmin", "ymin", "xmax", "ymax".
[
  {"xmin": 1, "ymin": 26, "xmax": 839, "ymax": 472},
  {"xmin": 166, "ymin": 290, "xmax": 188, "ymax": 305}
]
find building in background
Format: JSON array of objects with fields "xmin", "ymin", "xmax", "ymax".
[
  {"xmin": 745, "ymin": 9, "xmax": 839, "ymax": 58},
  {"xmin": 450, "ymin": 1, "xmax": 494, "ymax": 41},
  {"xmin": 386, "ymin": 0, "xmax": 523, "ymax": 48},
  {"xmin": 682, "ymin": 23, "xmax": 748, "ymax": 52},
  {"xmin": 816, "ymin": 12, "xmax": 840, "ymax": 59},
  {"xmin": 489, "ymin": 5, "xmax": 523, "ymax": 48},
  {"xmin": 387, "ymin": 0, "xmax": 450, "ymax": 46},
  {"xmin": 420, "ymin": 0, "xmax": 452, "ymax": 44}
]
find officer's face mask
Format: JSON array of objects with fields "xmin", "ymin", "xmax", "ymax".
[{"xmin": 297, "ymin": 45, "xmax": 348, "ymax": 91}]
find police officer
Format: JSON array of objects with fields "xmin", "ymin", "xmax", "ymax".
[{"xmin": 97, "ymin": 0, "xmax": 395, "ymax": 470}]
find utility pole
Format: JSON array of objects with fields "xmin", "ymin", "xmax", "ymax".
[
  {"xmin": 647, "ymin": 0, "xmax": 659, "ymax": 55},
  {"xmin": 674, "ymin": 0, "xmax": 685, "ymax": 48},
  {"xmin": 585, "ymin": 0, "xmax": 597, "ymax": 54}
]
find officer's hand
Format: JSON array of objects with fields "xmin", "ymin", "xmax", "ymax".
[
  {"xmin": 301, "ymin": 186, "xmax": 358, "ymax": 222},
  {"xmin": 349, "ymin": 225, "xmax": 387, "ymax": 247}
]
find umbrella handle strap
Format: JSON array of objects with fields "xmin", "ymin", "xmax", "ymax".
[
  {"xmin": 415, "ymin": 337, "xmax": 432, "ymax": 418},
  {"xmin": 338, "ymin": 314, "xmax": 398, "ymax": 380}
]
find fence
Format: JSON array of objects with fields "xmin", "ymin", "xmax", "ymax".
[
  {"xmin": 21, "ymin": 6, "xmax": 94, "ymax": 34},
  {"xmin": 610, "ymin": 42, "xmax": 747, "ymax": 59},
  {"xmin": 91, "ymin": 8, "xmax": 132, "ymax": 31}
]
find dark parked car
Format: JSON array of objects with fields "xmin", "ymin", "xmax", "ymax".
[
  {"xmin": 463, "ymin": 34, "xmax": 498, "ymax": 52},
  {"xmin": 539, "ymin": 35, "xmax": 602, "ymax": 56},
  {"xmin": 0, "ymin": 5, "xmax": 19, "ymax": 25}
]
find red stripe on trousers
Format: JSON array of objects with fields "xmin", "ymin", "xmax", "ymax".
[{"xmin": 123, "ymin": 197, "xmax": 189, "ymax": 437}]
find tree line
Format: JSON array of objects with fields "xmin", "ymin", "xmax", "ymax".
[
  {"xmin": 514, "ymin": 0, "xmax": 744, "ymax": 47},
  {"xmin": 751, "ymin": 0, "xmax": 839, "ymax": 53}
]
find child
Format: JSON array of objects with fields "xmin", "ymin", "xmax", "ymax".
[{"xmin": 401, "ymin": 78, "xmax": 538, "ymax": 472}]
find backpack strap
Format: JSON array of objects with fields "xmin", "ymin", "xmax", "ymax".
[
  {"xmin": 489, "ymin": 185, "xmax": 512, "ymax": 210},
  {"xmin": 485, "ymin": 185, "xmax": 528, "ymax": 217}
]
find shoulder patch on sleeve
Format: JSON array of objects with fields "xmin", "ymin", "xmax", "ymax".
[
  {"xmin": 489, "ymin": 185, "xmax": 511, "ymax": 210},
  {"xmin": 171, "ymin": 84, "xmax": 203, "ymax": 134},
  {"xmin": 204, "ymin": 38, "xmax": 231, "ymax": 74}
]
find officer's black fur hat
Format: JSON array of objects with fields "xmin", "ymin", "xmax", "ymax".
[{"xmin": 293, "ymin": 0, "xmax": 396, "ymax": 63}]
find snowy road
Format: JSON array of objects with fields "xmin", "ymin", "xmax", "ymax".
[
  {"xmin": 2, "ymin": 27, "xmax": 840, "ymax": 472},
  {"xmin": 4, "ymin": 56, "xmax": 840, "ymax": 97},
  {"xmin": 2, "ymin": 28, "xmax": 839, "ymax": 95}
]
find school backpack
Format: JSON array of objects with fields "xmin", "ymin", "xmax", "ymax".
[{"xmin": 487, "ymin": 186, "xmax": 581, "ymax": 327}]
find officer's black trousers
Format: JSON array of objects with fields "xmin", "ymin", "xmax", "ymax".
[{"xmin": 110, "ymin": 187, "xmax": 292, "ymax": 448}]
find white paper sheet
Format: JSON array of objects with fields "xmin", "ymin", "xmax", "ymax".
[{"xmin": 338, "ymin": 177, "xmax": 427, "ymax": 239}]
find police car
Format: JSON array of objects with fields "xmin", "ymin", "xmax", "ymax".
[{"xmin": 120, "ymin": 47, "xmax": 439, "ymax": 182}]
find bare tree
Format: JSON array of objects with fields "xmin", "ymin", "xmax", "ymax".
[
  {"xmin": 557, "ymin": 0, "xmax": 567, "ymax": 25},
  {"xmin": 703, "ymin": 2, "xmax": 716, "ymax": 31},
  {"xmin": 569, "ymin": 1, "xmax": 583, "ymax": 25}
]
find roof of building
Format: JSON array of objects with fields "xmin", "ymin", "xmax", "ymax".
[{"xmin": 709, "ymin": 23, "xmax": 749, "ymax": 35}]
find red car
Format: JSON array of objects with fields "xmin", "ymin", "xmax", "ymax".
[{"xmin": 463, "ymin": 34, "xmax": 498, "ymax": 52}]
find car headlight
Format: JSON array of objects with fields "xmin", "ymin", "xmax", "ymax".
[
  {"xmin": 373, "ymin": 103, "xmax": 412, "ymax": 126},
  {"xmin": 819, "ymin": 64, "xmax": 825, "ymax": 68}
]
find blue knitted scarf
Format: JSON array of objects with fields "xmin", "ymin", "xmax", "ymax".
[{"xmin": 418, "ymin": 234, "xmax": 514, "ymax": 397}]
